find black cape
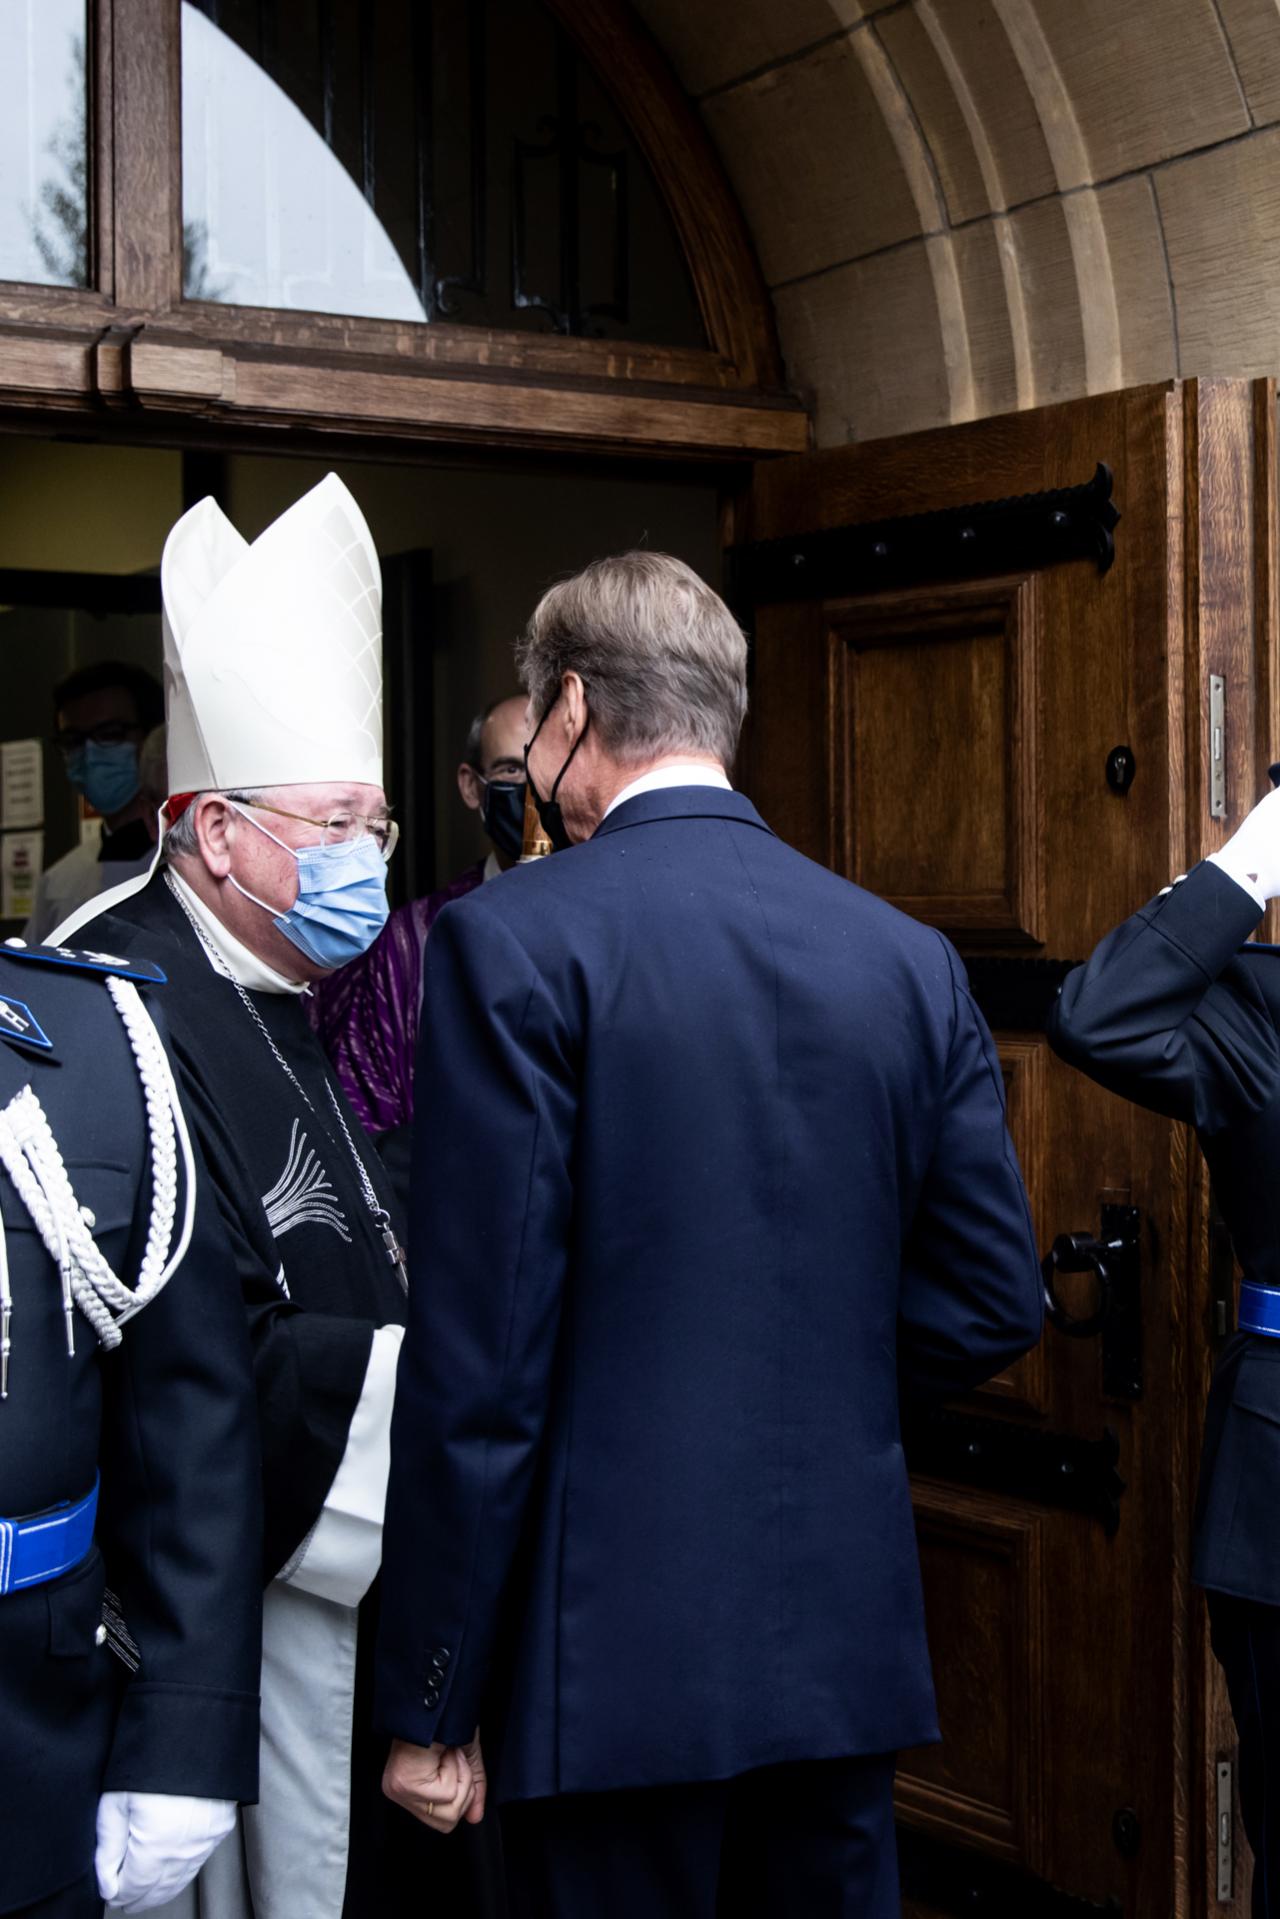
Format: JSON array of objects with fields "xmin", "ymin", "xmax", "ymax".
[{"xmin": 88, "ymin": 871, "xmax": 408, "ymax": 1576}]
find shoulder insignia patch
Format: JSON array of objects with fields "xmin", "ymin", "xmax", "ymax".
[
  {"xmin": 0, "ymin": 993, "xmax": 53, "ymax": 1053},
  {"xmin": 1, "ymin": 939, "xmax": 167, "ymax": 986}
]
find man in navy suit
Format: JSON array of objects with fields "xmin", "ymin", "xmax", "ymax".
[{"xmin": 375, "ymin": 552, "xmax": 1044, "ymax": 1917}]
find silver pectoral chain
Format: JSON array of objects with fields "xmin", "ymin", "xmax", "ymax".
[{"xmin": 165, "ymin": 874, "xmax": 408, "ymax": 1291}]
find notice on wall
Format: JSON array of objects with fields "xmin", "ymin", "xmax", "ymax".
[
  {"xmin": 1, "ymin": 739, "xmax": 43, "ymax": 830},
  {"xmin": 2, "ymin": 831, "xmax": 42, "ymax": 922}
]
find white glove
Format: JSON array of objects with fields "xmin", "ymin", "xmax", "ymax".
[
  {"xmin": 1208, "ymin": 785, "xmax": 1280, "ymax": 908},
  {"xmin": 96, "ymin": 1790, "xmax": 237, "ymax": 1912}
]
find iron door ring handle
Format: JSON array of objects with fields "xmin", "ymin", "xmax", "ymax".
[{"xmin": 1042, "ymin": 1232, "xmax": 1113, "ymax": 1338}]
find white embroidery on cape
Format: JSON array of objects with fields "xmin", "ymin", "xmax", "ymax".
[{"xmin": 262, "ymin": 1119, "xmax": 352, "ymax": 1243}]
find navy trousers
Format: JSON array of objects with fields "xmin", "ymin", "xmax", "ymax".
[
  {"xmin": 1210, "ymin": 1593, "xmax": 1280, "ymax": 1919},
  {"xmin": 501, "ymin": 1755, "xmax": 898, "ymax": 1919}
]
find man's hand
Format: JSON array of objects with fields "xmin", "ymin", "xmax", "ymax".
[
  {"xmin": 382, "ymin": 1733, "xmax": 488, "ymax": 1831},
  {"xmin": 1209, "ymin": 785, "xmax": 1280, "ymax": 907},
  {"xmin": 95, "ymin": 1791, "xmax": 237, "ymax": 1912}
]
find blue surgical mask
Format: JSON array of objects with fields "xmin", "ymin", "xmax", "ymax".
[
  {"xmin": 64, "ymin": 740, "xmax": 141, "ymax": 818},
  {"xmin": 227, "ymin": 804, "xmax": 389, "ymax": 970}
]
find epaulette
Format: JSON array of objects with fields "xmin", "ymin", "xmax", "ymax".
[
  {"xmin": 1, "ymin": 939, "xmax": 167, "ymax": 986},
  {"xmin": 0, "ymin": 992, "xmax": 52, "ymax": 1055}
]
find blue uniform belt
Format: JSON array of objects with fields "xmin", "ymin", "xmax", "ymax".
[
  {"xmin": 0, "ymin": 1478, "xmax": 98, "ymax": 1596},
  {"xmin": 1239, "ymin": 1283, "xmax": 1280, "ymax": 1340}
]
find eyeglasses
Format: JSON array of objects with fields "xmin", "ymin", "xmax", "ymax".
[
  {"xmin": 55, "ymin": 721, "xmax": 144, "ymax": 753},
  {"xmin": 234, "ymin": 797, "xmax": 399, "ymax": 862}
]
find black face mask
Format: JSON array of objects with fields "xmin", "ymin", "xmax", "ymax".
[
  {"xmin": 524, "ymin": 699, "xmax": 589, "ymax": 854},
  {"xmin": 474, "ymin": 774, "xmax": 526, "ymax": 862}
]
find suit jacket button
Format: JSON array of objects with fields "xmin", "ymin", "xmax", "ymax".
[
  {"xmin": 424, "ymin": 1687, "xmax": 441, "ymax": 1708},
  {"xmin": 434, "ymin": 1647, "xmax": 451, "ymax": 1665}
]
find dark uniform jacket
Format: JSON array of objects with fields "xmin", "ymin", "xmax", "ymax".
[
  {"xmin": 0, "ymin": 947, "xmax": 261, "ymax": 1915},
  {"xmin": 375, "ymin": 786, "xmax": 1044, "ymax": 1802},
  {"xmin": 1050, "ymin": 859, "xmax": 1280, "ymax": 1605}
]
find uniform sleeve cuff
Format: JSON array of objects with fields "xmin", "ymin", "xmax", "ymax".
[
  {"xmin": 1207, "ymin": 848, "xmax": 1269, "ymax": 911},
  {"xmin": 104, "ymin": 1683, "xmax": 260, "ymax": 1804},
  {"xmin": 1149, "ymin": 859, "xmax": 1265, "ymax": 973}
]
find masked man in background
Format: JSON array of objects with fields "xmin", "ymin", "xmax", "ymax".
[
  {"xmin": 310, "ymin": 692, "xmax": 526, "ymax": 1177},
  {"xmin": 53, "ymin": 474, "xmax": 459, "ymax": 1919},
  {"xmin": 25, "ymin": 663, "xmax": 164, "ymax": 942}
]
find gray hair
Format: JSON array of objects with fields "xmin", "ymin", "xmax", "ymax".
[
  {"xmin": 163, "ymin": 787, "xmax": 271, "ymax": 860},
  {"xmin": 514, "ymin": 552, "xmax": 747, "ymax": 768}
]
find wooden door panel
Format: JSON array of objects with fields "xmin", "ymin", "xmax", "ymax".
[
  {"xmin": 982, "ymin": 1040, "xmax": 1050, "ymax": 1411},
  {"xmin": 740, "ymin": 381, "xmax": 1276, "ymax": 1916},
  {"xmin": 829, "ymin": 576, "xmax": 1042, "ymax": 945},
  {"xmin": 898, "ymin": 1484, "xmax": 1045, "ymax": 1865}
]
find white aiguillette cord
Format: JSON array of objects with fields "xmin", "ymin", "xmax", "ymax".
[
  {"xmin": 0, "ymin": 975, "xmax": 198, "ymax": 1398},
  {"xmin": 165, "ymin": 872, "xmax": 408, "ymax": 1292}
]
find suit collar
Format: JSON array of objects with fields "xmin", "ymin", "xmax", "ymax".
[{"xmin": 591, "ymin": 786, "xmax": 774, "ymax": 840}]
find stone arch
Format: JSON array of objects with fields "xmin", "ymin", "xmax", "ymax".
[{"xmin": 631, "ymin": 0, "xmax": 1280, "ymax": 444}]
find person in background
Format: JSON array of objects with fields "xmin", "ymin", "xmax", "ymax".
[
  {"xmin": 310, "ymin": 692, "xmax": 526, "ymax": 1161},
  {"xmin": 375, "ymin": 552, "xmax": 1044, "ymax": 1919},
  {"xmin": 25, "ymin": 663, "xmax": 165, "ymax": 943},
  {"xmin": 0, "ymin": 936, "xmax": 261, "ymax": 1918}
]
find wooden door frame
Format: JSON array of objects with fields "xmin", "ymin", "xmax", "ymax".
[{"xmin": 0, "ymin": 0, "xmax": 809, "ymax": 461}]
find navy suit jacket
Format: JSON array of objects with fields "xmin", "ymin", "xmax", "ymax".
[
  {"xmin": 375, "ymin": 788, "xmax": 1043, "ymax": 1800},
  {"xmin": 1050, "ymin": 859, "xmax": 1280, "ymax": 1604}
]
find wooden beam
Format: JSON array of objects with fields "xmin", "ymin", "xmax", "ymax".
[
  {"xmin": 123, "ymin": 334, "xmax": 809, "ymax": 458},
  {"xmin": 111, "ymin": 0, "xmax": 181, "ymax": 313}
]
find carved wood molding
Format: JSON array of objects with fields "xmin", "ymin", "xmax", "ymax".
[
  {"xmin": 0, "ymin": 320, "xmax": 808, "ymax": 457},
  {"xmin": 826, "ymin": 573, "xmax": 1044, "ymax": 947},
  {"xmin": 115, "ymin": 329, "xmax": 806, "ymax": 458},
  {"xmin": 899, "ymin": 1482, "xmax": 1047, "ymax": 1868}
]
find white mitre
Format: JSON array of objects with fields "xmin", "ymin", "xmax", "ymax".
[{"xmin": 163, "ymin": 471, "xmax": 383, "ymax": 793}]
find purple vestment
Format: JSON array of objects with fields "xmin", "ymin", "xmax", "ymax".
[{"xmin": 309, "ymin": 862, "xmax": 487, "ymax": 1134}]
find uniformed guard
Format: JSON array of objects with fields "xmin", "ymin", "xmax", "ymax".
[
  {"xmin": 1050, "ymin": 782, "xmax": 1280, "ymax": 1919},
  {"xmin": 0, "ymin": 937, "xmax": 261, "ymax": 1918}
]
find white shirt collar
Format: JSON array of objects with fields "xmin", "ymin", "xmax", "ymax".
[
  {"xmin": 482, "ymin": 851, "xmax": 503, "ymax": 883},
  {"xmin": 168, "ymin": 869, "xmax": 309, "ymax": 996},
  {"xmin": 603, "ymin": 763, "xmax": 732, "ymax": 821}
]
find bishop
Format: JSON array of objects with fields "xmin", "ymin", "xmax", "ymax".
[{"xmin": 53, "ymin": 474, "xmax": 446, "ymax": 1917}]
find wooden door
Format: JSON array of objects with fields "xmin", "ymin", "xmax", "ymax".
[{"xmin": 735, "ymin": 381, "xmax": 1279, "ymax": 1917}]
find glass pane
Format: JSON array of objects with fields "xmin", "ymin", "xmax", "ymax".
[
  {"xmin": 0, "ymin": 0, "xmax": 89, "ymax": 289},
  {"xmin": 180, "ymin": 0, "xmax": 706, "ymax": 347}
]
